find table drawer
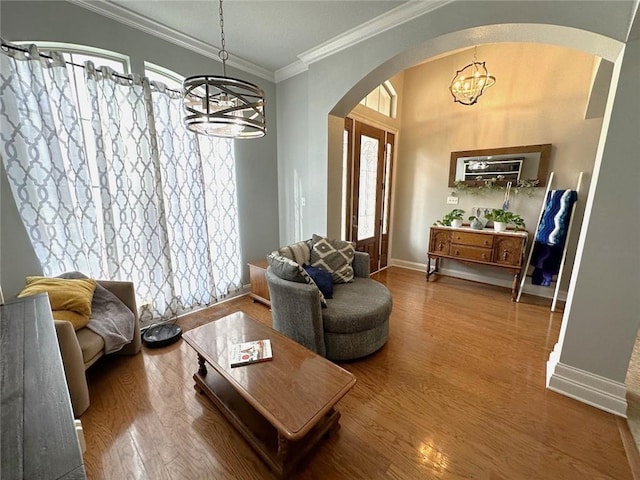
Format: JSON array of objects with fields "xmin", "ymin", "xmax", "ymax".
[
  {"xmin": 450, "ymin": 245, "xmax": 492, "ymax": 262},
  {"xmin": 451, "ymin": 231, "xmax": 494, "ymax": 248}
]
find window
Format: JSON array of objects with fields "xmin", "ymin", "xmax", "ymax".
[
  {"xmin": 144, "ymin": 61, "xmax": 184, "ymax": 90},
  {"xmin": 359, "ymin": 81, "xmax": 397, "ymax": 118}
]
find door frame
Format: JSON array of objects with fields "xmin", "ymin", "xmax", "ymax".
[{"xmin": 343, "ymin": 115, "xmax": 398, "ymax": 273}]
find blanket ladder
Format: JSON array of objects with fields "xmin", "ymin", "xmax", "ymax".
[{"xmin": 516, "ymin": 171, "xmax": 584, "ymax": 311}]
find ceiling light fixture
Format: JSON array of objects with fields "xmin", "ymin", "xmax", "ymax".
[
  {"xmin": 449, "ymin": 47, "xmax": 495, "ymax": 106},
  {"xmin": 183, "ymin": 0, "xmax": 266, "ymax": 138}
]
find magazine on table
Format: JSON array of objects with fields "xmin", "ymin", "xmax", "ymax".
[{"xmin": 229, "ymin": 339, "xmax": 273, "ymax": 367}]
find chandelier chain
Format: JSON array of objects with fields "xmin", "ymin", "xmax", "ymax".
[{"xmin": 218, "ymin": 0, "xmax": 228, "ymax": 76}]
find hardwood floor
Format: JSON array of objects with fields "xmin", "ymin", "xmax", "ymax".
[{"xmin": 80, "ymin": 267, "xmax": 633, "ymax": 479}]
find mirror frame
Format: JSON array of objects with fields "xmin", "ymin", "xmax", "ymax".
[{"xmin": 448, "ymin": 143, "xmax": 551, "ymax": 188}]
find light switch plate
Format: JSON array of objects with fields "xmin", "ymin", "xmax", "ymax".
[{"xmin": 447, "ymin": 196, "xmax": 459, "ymax": 205}]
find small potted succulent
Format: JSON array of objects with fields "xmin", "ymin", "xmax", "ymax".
[
  {"xmin": 434, "ymin": 208, "xmax": 465, "ymax": 228},
  {"xmin": 484, "ymin": 208, "xmax": 526, "ymax": 232}
]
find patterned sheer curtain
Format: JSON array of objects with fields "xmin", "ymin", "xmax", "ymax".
[
  {"xmin": 0, "ymin": 42, "xmax": 243, "ymax": 323},
  {"xmin": 0, "ymin": 44, "xmax": 103, "ymax": 276},
  {"xmin": 149, "ymin": 83, "xmax": 242, "ymax": 305}
]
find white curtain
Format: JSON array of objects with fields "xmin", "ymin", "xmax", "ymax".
[
  {"xmin": 0, "ymin": 44, "xmax": 103, "ymax": 276},
  {"xmin": 1, "ymin": 42, "xmax": 243, "ymax": 322}
]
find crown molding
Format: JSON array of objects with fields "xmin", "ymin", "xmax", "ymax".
[
  {"xmin": 297, "ymin": 0, "xmax": 453, "ymax": 66},
  {"xmin": 66, "ymin": 0, "xmax": 274, "ymax": 82},
  {"xmin": 66, "ymin": 0, "xmax": 452, "ymax": 84},
  {"xmin": 274, "ymin": 60, "xmax": 309, "ymax": 83}
]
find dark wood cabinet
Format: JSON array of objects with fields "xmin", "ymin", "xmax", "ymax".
[{"xmin": 427, "ymin": 226, "xmax": 528, "ymax": 301}]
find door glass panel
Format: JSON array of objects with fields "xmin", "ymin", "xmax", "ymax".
[
  {"xmin": 383, "ymin": 141, "xmax": 391, "ymax": 235},
  {"xmin": 357, "ymin": 134, "xmax": 379, "ymax": 240},
  {"xmin": 342, "ymin": 129, "xmax": 349, "ymax": 239}
]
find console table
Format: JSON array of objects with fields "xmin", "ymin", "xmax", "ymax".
[
  {"xmin": 427, "ymin": 226, "xmax": 528, "ymax": 301},
  {"xmin": 0, "ymin": 294, "xmax": 86, "ymax": 479}
]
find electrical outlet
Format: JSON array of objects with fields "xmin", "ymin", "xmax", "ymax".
[{"xmin": 447, "ymin": 196, "xmax": 459, "ymax": 205}]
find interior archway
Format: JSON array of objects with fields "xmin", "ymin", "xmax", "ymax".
[
  {"xmin": 321, "ymin": 19, "xmax": 637, "ymax": 417},
  {"xmin": 326, "ymin": 24, "xmax": 623, "ymax": 242}
]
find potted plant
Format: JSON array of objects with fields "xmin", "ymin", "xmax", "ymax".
[
  {"xmin": 484, "ymin": 209, "xmax": 526, "ymax": 232},
  {"xmin": 434, "ymin": 208, "xmax": 465, "ymax": 228}
]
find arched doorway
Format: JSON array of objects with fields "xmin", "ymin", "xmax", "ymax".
[{"xmin": 273, "ymin": 5, "xmax": 635, "ymax": 417}]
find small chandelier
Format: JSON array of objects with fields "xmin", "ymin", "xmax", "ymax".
[
  {"xmin": 449, "ymin": 47, "xmax": 496, "ymax": 106},
  {"xmin": 183, "ymin": 0, "xmax": 266, "ymax": 138}
]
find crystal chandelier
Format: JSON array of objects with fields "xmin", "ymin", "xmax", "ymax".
[
  {"xmin": 183, "ymin": 0, "xmax": 266, "ymax": 138},
  {"xmin": 449, "ymin": 47, "xmax": 496, "ymax": 106}
]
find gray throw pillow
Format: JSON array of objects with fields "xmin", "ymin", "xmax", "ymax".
[
  {"xmin": 309, "ymin": 234, "xmax": 355, "ymax": 284},
  {"xmin": 266, "ymin": 252, "xmax": 327, "ymax": 306},
  {"xmin": 277, "ymin": 240, "xmax": 311, "ymax": 266},
  {"xmin": 267, "ymin": 252, "xmax": 306, "ymax": 282}
]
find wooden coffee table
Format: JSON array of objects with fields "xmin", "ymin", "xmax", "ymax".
[{"xmin": 183, "ymin": 312, "xmax": 356, "ymax": 477}]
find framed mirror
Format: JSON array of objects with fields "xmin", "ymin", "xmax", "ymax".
[{"xmin": 448, "ymin": 144, "xmax": 551, "ymax": 188}]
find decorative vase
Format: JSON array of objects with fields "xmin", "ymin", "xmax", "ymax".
[
  {"xmin": 451, "ymin": 219, "xmax": 463, "ymax": 228},
  {"xmin": 493, "ymin": 221, "xmax": 507, "ymax": 232},
  {"xmin": 470, "ymin": 218, "xmax": 484, "ymax": 230}
]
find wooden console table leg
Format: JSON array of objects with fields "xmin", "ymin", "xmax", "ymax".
[
  {"xmin": 511, "ymin": 273, "xmax": 520, "ymax": 302},
  {"xmin": 427, "ymin": 256, "xmax": 440, "ymax": 280}
]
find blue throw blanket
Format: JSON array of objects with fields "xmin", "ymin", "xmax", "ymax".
[
  {"xmin": 535, "ymin": 190, "xmax": 578, "ymax": 246},
  {"xmin": 531, "ymin": 189, "xmax": 577, "ymax": 286}
]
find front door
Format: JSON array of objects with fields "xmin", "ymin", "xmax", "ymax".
[{"xmin": 345, "ymin": 120, "xmax": 395, "ymax": 273}]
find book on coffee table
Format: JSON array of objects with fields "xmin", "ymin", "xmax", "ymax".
[{"xmin": 229, "ymin": 339, "xmax": 273, "ymax": 367}]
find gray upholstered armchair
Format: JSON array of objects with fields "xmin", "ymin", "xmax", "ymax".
[{"xmin": 266, "ymin": 250, "xmax": 391, "ymax": 361}]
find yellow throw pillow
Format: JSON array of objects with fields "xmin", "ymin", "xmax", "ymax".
[
  {"xmin": 18, "ymin": 277, "xmax": 97, "ymax": 330},
  {"xmin": 52, "ymin": 310, "xmax": 92, "ymax": 330}
]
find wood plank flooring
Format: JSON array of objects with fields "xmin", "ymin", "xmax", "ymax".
[{"xmin": 80, "ymin": 267, "xmax": 633, "ymax": 479}]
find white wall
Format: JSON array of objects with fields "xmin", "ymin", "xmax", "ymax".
[
  {"xmin": 0, "ymin": 1, "xmax": 280, "ymax": 297},
  {"xmin": 548, "ymin": 37, "xmax": 640, "ymax": 403},
  {"xmin": 393, "ymin": 43, "xmax": 602, "ymax": 290}
]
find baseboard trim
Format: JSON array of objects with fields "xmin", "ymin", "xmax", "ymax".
[
  {"xmin": 389, "ymin": 259, "xmax": 425, "ymax": 272},
  {"xmin": 547, "ymin": 361, "xmax": 628, "ymax": 417},
  {"xmin": 389, "ymin": 258, "xmax": 567, "ymax": 300}
]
